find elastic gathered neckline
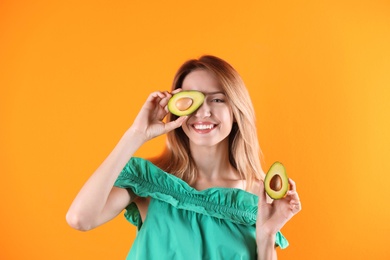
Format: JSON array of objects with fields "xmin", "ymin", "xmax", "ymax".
[{"xmin": 114, "ymin": 157, "xmax": 258, "ymax": 225}]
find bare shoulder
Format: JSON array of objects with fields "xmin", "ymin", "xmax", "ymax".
[{"xmin": 247, "ymin": 179, "xmax": 261, "ymax": 195}]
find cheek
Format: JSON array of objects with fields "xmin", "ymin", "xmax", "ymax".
[
  {"xmin": 218, "ymin": 110, "xmax": 234, "ymax": 132},
  {"xmin": 222, "ymin": 108, "xmax": 234, "ymax": 124}
]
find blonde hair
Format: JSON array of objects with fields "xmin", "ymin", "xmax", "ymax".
[{"xmin": 152, "ymin": 55, "xmax": 264, "ymax": 190}]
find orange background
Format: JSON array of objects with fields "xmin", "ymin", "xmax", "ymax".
[{"xmin": 1, "ymin": 1, "xmax": 390, "ymax": 259}]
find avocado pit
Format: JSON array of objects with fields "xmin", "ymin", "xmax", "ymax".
[
  {"xmin": 175, "ymin": 97, "xmax": 193, "ymax": 111},
  {"xmin": 269, "ymin": 174, "xmax": 282, "ymax": 191}
]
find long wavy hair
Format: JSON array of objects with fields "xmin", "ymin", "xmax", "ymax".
[{"xmin": 152, "ymin": 55, "xmax": 264, "ymax": 190}]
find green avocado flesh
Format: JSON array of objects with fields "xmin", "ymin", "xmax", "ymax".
[
  {"xmin": 264, "ymin": 162, "xmax": 288, "ymax": 200},
  {"xmin": 168, "ymin": 91, "xmax": 205, "ymax": 116}
]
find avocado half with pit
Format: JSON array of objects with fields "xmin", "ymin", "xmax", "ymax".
[
  {"xmin": 168, "ymin": 91, "xmax": 205, "ymax": 116},
  {"xmin": 264, "ymin": 162, "xmax": 289, "ymax": 200}
]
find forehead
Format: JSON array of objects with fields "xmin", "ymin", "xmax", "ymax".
[{"xmin": 181, "ymin": 69, "xmax": 223, "ymax": 94}]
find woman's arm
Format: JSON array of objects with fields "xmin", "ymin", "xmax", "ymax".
[
  {"xmin": 257, "ymin": 231, "xmax": 277, "ymax": 260},
  {"xmin": 66, "ymin": 129, "xmax": 146, "ymax": 231},
  {"xmin": 66, "ymin": 91, "xmax": 186, "ymax": 231},
  {"xmin": 256, "ymin": 179, "xmax": 301, "ymax": 260}
]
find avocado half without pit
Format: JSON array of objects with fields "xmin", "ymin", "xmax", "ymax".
[
  {"xmin": 264, "ymin": 162, "xmax": 289, "ymax": 200},
  {"xmin": 168, "ymin": 91, "xmax": 205, "ymax": 116}
]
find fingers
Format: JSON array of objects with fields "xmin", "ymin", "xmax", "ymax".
[
  {"xmin": 164, "ymin": 116, "xmax": 188, "ymax": 132},
  {"xmin": 171, "ymin": 88, "xmax": 182, "ymax": 95},
  {"xmin": 149, "ymin": 91, "xmax": 171, "ymax": 104},
  {"xmin": 289, "ymin": 198, "xmax": 302, "ymax": 212},
  {"xmin": 147, "ymin": 91, "xmax": 166, "ymax": 101},
  {"xmin": 158, "ymin": 91, "xmax": 172, "ymax": 109},
  {"xmin": 144, "ymin": 91, "xmax": 173, "ymax": 116},
  {"xmin": 289, "ymin": 178, "xmax": 297, "ymax": 191},
  {"xmin": 286, "ymin": 178, "xmax": 302, "ymax": 212},
  {"xmin": 286, "ymin": 178, "xmax": 300, "ymax": 201},
  {"xmin": 258, "ymin": 180, "xmax": 265, "ymax": 200},
  {"xmin": 258, "ymin": 180, "xmax": 274, "ymax": 205}
]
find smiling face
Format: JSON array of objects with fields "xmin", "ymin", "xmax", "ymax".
[{"xmin": 181, "ymin": 69, "xmax": 234, "ymax": 148}]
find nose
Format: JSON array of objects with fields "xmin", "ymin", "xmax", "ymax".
[{"xmin": 194, "ymin": 101, "xmax": 211, "ymax": 118}]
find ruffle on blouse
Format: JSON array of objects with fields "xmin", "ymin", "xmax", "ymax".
[
  {"xmin": 114, "ymin": 157, "xmax": 289, "ymax": 249},
  {"xmin": 115, "ymin": 157, "xmax": 258, "ymax": 225}
]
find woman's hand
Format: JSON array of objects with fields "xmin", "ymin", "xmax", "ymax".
[
  {"xmin": 129, "ymin": 90, "xmax": 186, "ymax": 142},
  {"xmin": 257, "ymin": 178, "xmax": 302, "ymax": 236}
]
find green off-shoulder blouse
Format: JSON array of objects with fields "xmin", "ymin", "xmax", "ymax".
[{"xmin": 114, "ymin": 157, "xmax": 288, "ymax": 259}]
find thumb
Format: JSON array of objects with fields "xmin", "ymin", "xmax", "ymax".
[
  {"xmin": 258, "ymin": 180, "xmax": 267, "ymax": 205},
  {"xmin": 258, "ymin": 180, "xmax": 273, "ymax": 206},
  {"xmin": 164, "ymin": 116, "xmax": 187, "ymax": 133}
]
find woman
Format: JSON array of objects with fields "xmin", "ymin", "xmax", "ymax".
[{"xmin": 66, "ymin": 55, "xmax": 301, "ymax": 259}]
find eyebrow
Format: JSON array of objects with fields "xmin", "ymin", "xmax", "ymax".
[{"xmin": 203, "ymin": 91, "xmax": 226, "ymax": 95}]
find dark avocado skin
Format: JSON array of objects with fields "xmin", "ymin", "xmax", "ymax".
[
  {"xmin": 264, "ymin": 162, "xmax": 288, "ymax": 200},
  {"xmin": 168, "ymin": 91, "xmax": 205, "ymax": 116}
]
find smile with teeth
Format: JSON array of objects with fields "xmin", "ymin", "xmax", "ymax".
[{"xmin": 193, "ymin": 124, "xmax": 215, "ymax": 130}]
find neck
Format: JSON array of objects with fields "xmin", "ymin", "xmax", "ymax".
[{"xmin": 189, "ymin": 139, "xmax": 236, "ymax": 181}]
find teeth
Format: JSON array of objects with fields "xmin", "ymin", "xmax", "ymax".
[{"xmin": 194, "ymin": 124, "xmax": 214, "ymax": 130}]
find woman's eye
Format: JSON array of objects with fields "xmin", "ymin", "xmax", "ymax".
[{"xmin": 212, "ymin": 98, "xmax": 224, "ymax": 103}]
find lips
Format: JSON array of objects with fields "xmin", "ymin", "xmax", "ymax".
[
  {"xmin": 191, "ymin": 122, "xmax": 217, "ymax": 133},
  {"xmin": 194, "ymin": 124, "xmax": 215, "ymax": 130}
]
